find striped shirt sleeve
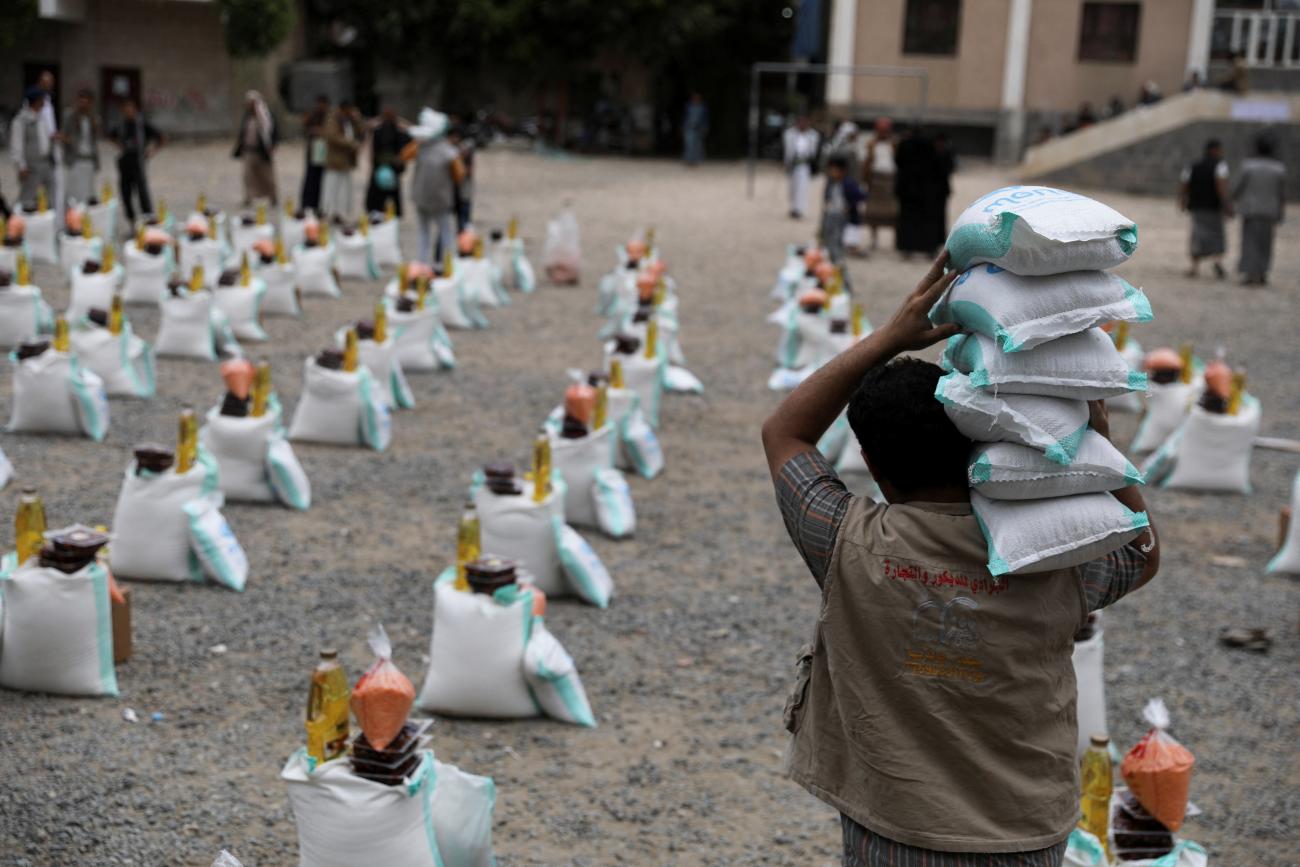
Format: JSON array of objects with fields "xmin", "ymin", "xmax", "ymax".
[
  {"xmin": 774, "ymin": 450, "xmax": 854, "ymax": 587},
  {"xmin": 1081, "ymin": 539, "xmax": 1150, "ymax": 612}
]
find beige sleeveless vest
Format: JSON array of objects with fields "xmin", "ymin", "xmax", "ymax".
[{"xmin": 784, "ymin": 497, "xmax": 1087, "ymax": 853}]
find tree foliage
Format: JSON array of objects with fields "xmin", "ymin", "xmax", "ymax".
[
  {"xmin": 0, "ymin": 0, "xmax": 38, "ymax": 54},
  {"xmin": 217, "ymin": 0, "xmax": 296, "ymax": 58}
]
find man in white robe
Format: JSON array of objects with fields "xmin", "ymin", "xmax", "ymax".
[{"xmin": 783, "ymin": 115, "xmax": 819, "ymax": 220}]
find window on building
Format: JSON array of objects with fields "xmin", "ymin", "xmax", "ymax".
[
  {"xmin": 902, "ymin": 0, "xmax": 962, "ymax": 56},
  {"xmin": 1078, "ymin": 3, "xmax": 1142, "ymax": 62}
]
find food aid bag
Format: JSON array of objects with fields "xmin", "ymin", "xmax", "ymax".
[
  {"xmin": 293, "ymin": 243, "xmax": 341, "ymax": 298},
  {"xmin": 67, "ymin": 264, "xmax": 125, "ymax": 324},
  {"xmin": 542, "ymin": 205, "xmax": 581, "ymax": 284},
  {"xmin": 495, "ymin": 236, "xmax": 535, "ymax": 294},
  {"xmin": 1142, "ymin": 397, "xmax": 1260, "ymax": 494},
  {"xmin": 179, "ymin": 236, "xmax": 227, "ymax": 289},
  {"xmin": 282, "ymin": 748, "xmax": 496, "ymax": 867},
  {"xmin": 84, "ymin": 200, "xmax": 118, "ymax": 240},
  {"xmin": 1121, "ymin": 698, "xmax": 1196, "ymax": 833},
  {"xmin": 936, "ymin": 372, "xmax": 1090, "ymax": 465},
  {"xmin": 596, "ymin": 266, "xmax": 634, "ymax": 319},
  {"xmin": 771, "ymin": 246, "xmax": 807, "ymax": 301},
  {"xmin": 7, "ymin": 350, "xmax": 109, "ymax": 440},
  {"xmin": 609, "ymin": 388, "xmax": 663, "ymax": 479},
  {"xmin": 334, "ymin": 329, "xmax": 414, "ymax": 410},
  {"xmin": 550, "ymin": 425, "xmax": 635, "ymax": 537},
  {"xmin": 942, "ymin": 328, "xmax": 1146, "ymax": 400},
  {"xmin": 1267, "ymin": 469, "xmax": 1300, "ymax": 573},
  {"xmin": 0, "ymin": 556, "xmax": 118, "ymax": 696},
  {"xmin": 384, "ymin": 301, "xmax": 456, "ymax": 371},
  {"xmin": 213, "ymin": 280, "xmax": 269, "ymax": 341},
  {"xmin": 1107, "ymin": 839, "xmax": 1208, "ymax": 867},
  {"xmin": 605, "ymin": 343, "xmax": 666, "ymax": 429},
  {"xmin": 69, "ymin": 321, "xmax": 156, "ymax": 398},
  {"xmin": 418, "ymin": 573, "xmax": 595, "ymax": 726},
  {"xmin": 229, "ymin": 220, "xmax": 273, "ymax": 259},
  {"xmin": 0, "ymin": 445, "xmax": 13, "ymax": 489},
  {"xmin": 930, "ymin": 265, "xmax": 1153, "ymax": 354},
  {"xmin": 122, "ymin": 241, "xmax": 174, "ymax": 305},
  {"xmin": 201, "ymin": 398, "xmax": 311, "ymax": 509},
  {"xmin": 969, "ymin": 432, "xmax": 1142, "ymax": 500},
  {"xmin": 0, "ymin": 283, "xmax": 53, "ymax": 349},
  {"xmin": 459, "ymin": 257, "xmax": 508, "ymax": 309},
  {"xmin": 183, "ymin": 491, "xmax": 250, "ymax": 591},
  {"xmin": 155, "ymin": 292, "xmax": 242, "ymax": 360},
  {"xmin": 18, "ymin": 208, "xmax": 58, "ymax": 263},
  {"xmin": 369, "ymin": 217, "xmax": 402, "ymax": 267},
  {"xmin": 970, "ymin": 489, "xmax": 1149, "ymax": 576},
  {"xmin": 288, "ymin": 358, "xmax": 392, "ymax": 451},
  {"xmin": 335, "ymin": 231, "xmax": 380, "ymax": 280},
  {"xmin": 946, "ymin": 186, "xmax": 1138, "ymax": 275},
  {"xmin": 1072, "ymin": 617, "xmax": 1107, "ymax": 759},
  {"xmin": 0, "ymin": 242, "xmax": 30, "ymax": 277},
  {"xmin": 60, "ymin": 234, "xmax": 103, "ymax": 281},
  {"xmin": 1131, "ymin": 380, "xmax": 1201, "ymax": 454},
  {"xmin": 435, "ymin": 274, "xmax": 487, "ymax": 330},
  {"xmin": 1109, "ymin": 338, "xmax": 1147, "ymax": 414},
  {"xmin": 281, "ymin": 213, "xmax": 309, "ymax": 253},
  {"xmin": 352, "ymin": 624, "xmax": 416, "ymax": 750},
  {"xmin": 254, "ymin": 261, "xmax": 300, "ymax": 316}
]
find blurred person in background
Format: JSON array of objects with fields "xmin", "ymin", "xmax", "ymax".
[
  {"xmin": 682, "ymin": 92, "xmax": 709, "ymax": 166},
  {"xmin": 450, "ymin": 124, "xmax": 475, "ymax": 230},
  {"xmin": 9, "ymin": 88, "xmax": 53, "ymax": 211},
  {"xmin": 233, "ymin": 91, "xmax": 278, "ymax": 205},
  {"xmin": 1233, "ymin": 135, "xmax": 1286, "ymax": 286},
  {"xmin": 365, "ymin": 106, "xmax": 411, "ymax": 216},
  {"xmin": 783, "ymin": 114, "xmax": 820, "ymax": 220},
  {"xmin": 893, "ymin": 126, "xmax": 945, "ymax": 259},
  {"xmin": 1178, "ymin": 138, "xmax": 1231, "ymax": 279},
  {"xmin": 862, "ymin": 117, "xmax": 897, "ymax": 252},
  {"xmin": 109, "ymin": 99, "xmax": 162, "ymax": 223},
  {"xmin": 36, "ymin": 70, "xmax": 65, "ymax": 210},
  {"xmin": 321, "ymin": 99, "xmax": 362, "ymax": 221},
  {"xmin": 409, "ymin": 109, "xmax": 460, "ymax": 263},
  {"xmin": 63, "ymin": 89, "xmax": 101, "ymax": 206},
  {"xmin": 819, "ymin": 154, "xmax": 865, "ymax": 267},
  {"xmin": 300, "ymin": 94, "xmax": 330, "ymax": 212}
]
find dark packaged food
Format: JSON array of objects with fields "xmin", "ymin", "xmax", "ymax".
[
  {"xmin": 632, "ymin": 305, "xmax": 653, "ymax": 324},
  {"xmin": 316, "ymin": 349, "xmax": 344, "ymax": 370},
  {"xmin": 167, "ymin": 277, "xmax": 187, "ymax": 296},
  {"xmin": 16, "ymin": 340, "xmax": 50, "ymax": 360},
  {"xmin": 1151, "ymin": 369, "xmax": 1181, "ymax": 385},
  {"xmin": 143, "ymin": 242, "xmax": 165, "ymax": 255},
  {"xmin": 484, "ymin": 462, "xmax": 521, "ymax": 495},
  {"xmin": 294, "ymin": 209, "xmax": 307, "ymax": 220},
  {"xmin": 0, "ymin": 270, "xmax": 12, "ymax": 286},
  {"xmin": 395, "ymin": 296, "xmax": 416, "ymax": 313},
  {"xmin": 355, "ymin": 320, "xmax": 376, "ymax": 340},
  {"xmin": 587, "ymin": 370, "xmax": 610, "ymax": 388},
  {"xmin": 241, "ymin": 215, "xmax": 256, "ymax": 226},
  {"xmin": 490, "ymin": 229, "xmax": 503, "ymax": 241},
  {"xmin": 217, "ymin": 269, "xmax": 240, "ymax": 287},
  {"xmin": 2, "ymin": 237, "xmax": 20, "ymax": 247},
  {"xmin": 258, "ymin": 252, "xmax": 275, "ymax": 265},
  {"xmin": 560, "ymin": 414, "xmax": 588, "ymax": 440},
  {"xmin": 39, "ymin": 526, "xmax": 110, "ymax": 573},
  {"xmin": 611, "ymin": 334, "xmax": 641, "ymax": 356},
  {"xmin": 466, "ymin": 557, "xmax": 518, "ymax": 595},
  {"xmin": 87, "ymin": 308, "xmax": 110, "ymax": 328},
  {"xmin": 829, "ymin": 319, "xmax": 849, "ymax": 335},
  {"xmin": 625, "ymin": 260, "xmax": 639, "ymax": 271},
  {"xmin": 1115, "ymin": 846, "xmax": 1175, "ymax": 862},
  {"xmin": 1112, "ymin": 792, "xmax": 1174, "ymax": 854},
  {"xmin": 82, "ymin": 260, "xmax": 102, "ymax": 274},
  {"xmin": 350, "ymin": 719, "xmax": 431, "ymax": 786},
  {"xmin": 220, "ymin": 392, "xmax": 250, "ymax": 417},
  {"xmin": 134, "ymin": 443, "xmax": 175, "ymax": 474}
]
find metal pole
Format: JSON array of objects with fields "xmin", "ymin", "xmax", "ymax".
[{"xmin": 747, "ymin": 66, "xmax": 760, "ymax": 200}]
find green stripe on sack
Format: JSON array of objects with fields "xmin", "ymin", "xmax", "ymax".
[
  {"xmin": 1045, "ymin": 422, "xmax": 1089, "ymax": 466},
  {"xmin": 1117, "ymin": 225, "xmax": 1139, "ymax": 255},
  {"xmin": 1127, "ymin": 369, "xmax": 1149, "ymax": 392},
  {"xmin": 88, "ymin": 563, "xmax": 120, "ymax": 697},
  {"xmin": 972, "ymin": 509, "xmax": 1011, "ymax": 577},
  {"xmin": 945, "ymin": 213, "xmax": 1021, "ymax": 270},
  {"xmin": 969, "ymin": 453, "xmax": 993, "ymax": 485},
  {"xmin": 1121, "ymin": 280, "xmax": 1154, "ymax": 322}
]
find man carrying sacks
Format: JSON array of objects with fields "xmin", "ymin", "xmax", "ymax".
[{"xmin": 761, "ymin": 254, "xmax": 1160, "ymax": 865}]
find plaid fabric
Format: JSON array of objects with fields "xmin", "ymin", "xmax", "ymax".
[
  {"xmin": 774, "ymin": 450, "xmax": 1148, "ymax": 609},
  {"xmin": 841, "ymin": 814, "xmax": 1068, "ymax": 867}
]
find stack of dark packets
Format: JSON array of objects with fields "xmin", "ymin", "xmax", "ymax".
[{"xmin": 349, "ymin": 718, "xmax": 432, "ymax": 786}]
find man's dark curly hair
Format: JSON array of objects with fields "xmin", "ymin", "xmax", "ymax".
[{"xmin": 846, "ymin": 358, "xmax": 971, "ymax": 493}]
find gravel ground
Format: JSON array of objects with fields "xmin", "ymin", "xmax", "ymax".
[{"xmin": 0, "ymin": 143, "xmax": 1296, "ymax": 867}]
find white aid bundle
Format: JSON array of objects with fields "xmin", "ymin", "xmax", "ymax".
[
  {"xmin": 946, "ymin": 186, "xmax": 1138, "ymax": 275},
  {"xmin": 0, "ymin": 445, "xmax": 12, "ymax": 488},
  {"xmin": 459, "ymin": 258, "xmax": 508, "ymax": 309},
  {"xmin": 84, "ymin": 200, "xmax": 118, "ymax": 241},
  {"xmin": 385, "ymin": 302, "xmax": 456, "ymax": 371},
  {"xmin": 369, "ymin": 218, "xmax": 402, "ymax": 267},
  {"xmin": 281, "ymin": 214, "xmax": 309, "ymax": 253},
  {"xmin": 7, "ymin": 350, "xmax": 108, "ymax": 440},
  {"xmin": 0, "ymin": 283, "xmax": 52, "ymax": 349},
  {"xmin": 288, "ymin": 358, "xmax": 392, "ymax": 451},
  {"xmin": 941, "ymin": 329, "xmax": 1146, "ymax": 400},
  {"xmin": 255, "ymin": 261, "xmax": 300, "ymax": 316},
  {"xmin": 122, "ymin": 241, "xmax": 174, "ymax": 305},
  {"xmin": 200, "ymin": 400, "xmax": 311, "ymax": 509},
  {"xmin": 67, "ymin": 265, "xmax": 125, "ymax": 323},
  {"xmin": 155, "ymin": 292, "xmax": 242, "ymax": 360},
  {"xmin": 494, "ymin": 237, "xmax": 535, "ymax": 294},
  {"xmin": 1130, "ymin": 381, "xmax": 1200, "ymax": 453},
  {"xmin": 213, "ymin": 280, "xmax": 269, "ymax": 341},
  {"xmin": 550, "ymin": 426, "xmax": 635, "ymax": 538},
  {"xmin": 1073, "ymin": 620, "xmax": 1107, "ymax": 759},
  {"xmin": 417, "ymin": 575, "xmax": 596, "ymax": 726},
  {"xmin": 1142, "ymin": 397, "xmax": 1260, "ymax": 494},
  {"xmin": 110, "ymin": 450, "xmax": 247, "ymax": 589},
  {"xmin": 229, "ymin": 221, "xmax": 273, "ymax": 258},
  {"xmin": 355, "ymin": 335, "xmax": 414, "ymax": 410},
  {"xmin": 770, "ymin": 310, "xmax": 853, "ymax": 389},
  {"xmin": 971, "ymin": 490, "xmax": 1148, "ymax": 576},
  {"xmin": 282, "ymin": 748, "xmax": 496, "ymax": 867},
  {"xmin": 435, "ymin": 275, "xmax": 487, "ymax": 330},
  {"xmin": 60, "ymin": 235, "xmax": 103, "ymax": 280},
  {"xmin": 605, "ymin": 345, "xmax": 666, "ymax": 429},
  {"xmin": 1267, "ymin": 470, "xmax": 1300, "ymax": 574},
  {"xmin": 1109, "ymin": 339, "xmax": 1146, "ymax": 414},
  {"xmin": 18, "ymin": 209, "xmax": 57, "ymax": 263},
  {"xmin": 0, "ymin": 558, "xmax": 118, "ymax": 696},
  {"xmin": 609, "ymin": 388, "xmax": 663, "ymax": 479},
  {"xmin": 772, "ymin": 246, "xmax": 806, "ymax": 300},
  {"xmin": 178, "ymin": 236, "xmax": 226, "ymax": 288},
  {"xmin": 335, "ymin": 230, "xmax": 380, "ymax": 280},
  {"xmin": 930, "ymin": 265, "xmax": 1153, "ymax": 353},
  {"xmin": 0, "ymin": 241, "xmax": 28, "ymax": 274},
  {"xmin": 969, "ymin": 432, "xmax": 1142, "ymax": 500},
  {"xmin": 293, "ymin": 244, "xmax": 341, "ymax": 298},
  {"xmin": 69, "ymin": 322, "xmax": 156, "ymax": 398},
  {"xmin": 936, "ymin": 372, "xmax": 1090, "ymax": 465}
]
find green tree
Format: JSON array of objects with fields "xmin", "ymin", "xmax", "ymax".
[{"xmin": 217, "ymin": 0, "xmax": 296, "ymax": 58}]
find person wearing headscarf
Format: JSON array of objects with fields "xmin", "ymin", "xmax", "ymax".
[
  {"xmin": 408, "ymin": 108, "xmax": 460, "ymax": 263},
  {"xmin": 10, "ymin": 88, "xmax": 54, "ymax": 211},
  {"xmin": 783, "ymin": 115, "xmax": 820, "ymax": 220},
  {"xmin": 233, "ymin": 91, "xmax": 278, "ymax": 206},
  {"xmin": 321, "ymin": 99, "xmax": 362, "ymax": 221},
  {"xmin": 365, "ymin": 106, "xmax": 411, "ymax": 216},
  {"xmin": 862, "ymin": 117, "xmax": 898, "ymax": 250},
  {"xmin": 825, "ymin": 121, "xmax": 861, "ymax": 178},
  {"xmin": 63, "ymin": 88, "xmax": 101, "ymax": 206},
  {"xmin": 1232, "ymin": 134, "xmax": 1286, "ymax": 286},
  {"xmin": 893, "ymin": 126, "xmax": 945, "ymax": 259}
]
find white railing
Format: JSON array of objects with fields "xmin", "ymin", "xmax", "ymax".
[{"xmin": 1214, "ymin": 11, "xmax": 1300, "ymax": 68}]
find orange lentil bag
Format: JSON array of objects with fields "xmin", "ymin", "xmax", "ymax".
[
  {"xmin": 1121, "ymin": 698, "xmax": 1196, "ymax": 832},
  {"xmin": 350, "ymin": 624, "xmax": 415, "ymax": 751}
]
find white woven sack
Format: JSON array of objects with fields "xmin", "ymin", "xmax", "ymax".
[
  {"xmin": 772, "ymin": 247, "xmax": 806, "ymax": 301},
  {"xmin": 184, "ymin": 491, "xmax": 249, "ymax": 591},
  {"xmin": 229, "ymin": 221, "xmax": 273, "ymax": 258},
  {"xmin": 335, "ymin": 231, "xmax": 379, "ymax": 280},
  {"xmin": 84, "ymin": 200, "xmax": 118, "ymax": 242},
  {"xmin": 947, "ymin": 186, "xmax": 1138, "ymax": 275},
  {"xmin": 60, "ymin": 235, "xmax": 103, "ymax": 281},
  {"xmin": 942, "ymin": 328, "xmax": 1146, "ymax": 400},
  {"xmin": 178, "ymin": 236, "xmax": 225, "ymax": 288},
  {"xmin": 1144, "ymin": 397, "xmax": 1260, "ymax": 494},
  {"xmin": 1072, "ymin": 623, "xmax": 1107, "ymax": 759},
  {"xmin": 1063, "ymin": 829, "xmax": 1107, "ymax": 867},
  {"xmin": 0, "ymin": 445, "xmax": 12, "ymax": 489},
  {"xmin": 1267, "ymin": 470, "xmax": 1300, "ymax": 574},
  {"xmin": 200, "ymin": 406, "xmax": 279, "ymax": 503},
  {"xmin": 369, "ymin": 218, "xmax": 402, "ymax": 266},
  {"xmin": 121, "ymin": 241, "xmax": 173, "ymax": 305},
  {"xmin": 288, "ymin": 359, "xmax": 391, "ymax": 451},
  {"xmin": 930, "ymin": 265, "xmax": 1152, "ymax": 354},
  {"xmin": 605, "ymin": 344, "xmax": 665, "ymax": 428},
  {"xmin": 610, "ymin": 388, "xmax": 663, "ymax": 479},
  {"xmin": 155, "ymin": 292, "xmax": 221, "ymax": 360},
  {"xmin": 549, "ymin": 425, "xmax": 618, "ymax": 531},
  {"xmin": 969, "ymin": 432, "xmax": 1141, "ymax": 500},
  {"xmin": 0, "ymin": 284, "xmax": 52, "ymax": 349},
  {"xmin": 971, "ymin": 490, "xmax": 1148, "ymax": 576},
  {"xmin": 474, "ymin": 479, "xmax": 566, "ymax": 596},
  {"xmin": 435, "ymin": 275, "xmax": 485, "ymax": 330},
  {"xmin": 255, "ymin": 262, "xmax": 300, "ymax": 316},
  {"xmin": 386, "ymin": 303, "xmax": 456, "ymax": 371},
  {"xmin": 110, "ymin": 450, "xmax": 218, "ymax": 582},
  {"xmin": 355, "ymin": 336, "xmax": 414, "ymax": 410},
  {"xmin": 523, "ymin": 622, "xmax": 596, "ymax": 727},
  {"xmin": 213, "ymin": 281, "xmax": 268, "ymax": 341},
  {"xmin": 417, "ymin": 577, "xmax": 537, "ymax": 717},
  {"xmin": 1130, "ymin": 380, "xmax": 1200, "ymax": 454},
  {"xmin": 7, "ymin": 351, "xmax": 108, "ymax": 440},
  {"xmin": 0, "ymin": 558, "xmax": 118, "ymax": 696},
  {"xmin": 293, "ymin": 244, "xmax": 341, "ymax": 298},
  {"xmin": 69, "ymin": 323, "xmax": 155, "ymax": 398},
  {"xmin": 490, "ymin": 240, "xmax": 514, "ymax": 291},
  {"xmin": 67, "ymin": 265, "xmax": 124, "ymax": 323},
  {"xmin": 19, "ymin": 209, "xmax": 57, "ymax": 263},
  {"xmin": 936, "ymin": 372, "xmax": 1090, "ymax": 465},
  {"xmin": 459, "ymin": 258, "xmax": 506, "ymax": 308},
  {"xmin": 281, "ymin": 215, "xmax": 309, "ymax": 253},
  {"xmin": 282, "ymin": 748, "xmax": 496, "ymax": 867},
  {"xmin": 1108, "ymin": 339, "xmax": 1146, "ymax": 414},
  {"xmin": 0, "ymin": 243, "xmax": 28, "ymax": 275}
]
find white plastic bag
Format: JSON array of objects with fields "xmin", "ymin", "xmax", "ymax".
[
  {"xmin": 971, "ymin": 490, "xmax": 1149, "ymax": 576},
  {"xmin": 110, "ymin": 449, "xmax": 218, "ymax": 582},
  {"xmin": 606, "ymin": 344, "xmax": 666, "ymax": 429},
  {"xmin": 178, "ymin": 236, "xmax": 226, "ymax": 288},
  {"xmin": 7, "ymin": 350, "xmax": 109, "ymax": 441},
  {"xmin": 281, "ymin": 214, "xmax": 309, "ymax": 254},
  {"xmin": 970, "ymin": 433, "xmax": 1142, "ymax": 500},
  {"xmin": 0, "ymin": 283, "xmax": 53, "ymax": 349},
  {"xmin": 184, "ymin": 491, "xmax": 249, "ymax": 591},
  {"xmin": 1062, "ymin": 828, "xmax": 1107, "ymax": 867},
  {"xmin": 1267, "ymin": 470, "xmax": 1300, "ymax": 574},
  {"xmin": 335, "ymin": 231, "xmax": 379, "ymax": 280},
  {"xmin": 936, "ymin": 372, "xmax": 1090, "ymax": 465},
  {"xmin": 942, "ymin": 328, "xmax": 1145, "ymax": 400},
  {"xmin": 288, "ymin": 358, "xmax": 392, "ymax": 451},
  {"xmin": 0, "ymin": 445, "xmax": 13, "ymax": 489},
  {"xmin": 1143, "ymin": 397, "xmax": 1260, "ymax": 494},
  {"xmin": 593, "ymin": 466, "xmax": 636, "ymax": 538},
  {"xmin": 293, "ymin": 243, "xmax": 341, "ymax": 298},
  {"xmin": 553, "ymin": 519, "xmax": 614, "ymax": 608},
  {"xmin": 267, "ymin": 434, "xmax": 312, "ymax": 511},
  {"xmin": 69, "ymin": 322, "xmax": 156, "ymax": 398},
  {"xmin": 0, "ymin": 558, "xmax": 118, "ymax": 696},
  {"xmin": 459, "ymin": 257, "xmax": 507, "ymax": 309},
  {"xmin": 947, "ymin": 186, "xmax": 1138, "ymax": 275},
  {"xmin": 255, "ymin": 261, "xmax": 300, "ymax": 316},
  {"xmin": 542, "ymin": 206, "xmax": 581, "ymax": 284},
  {"xmin": 612, "ymin": 389, "xmax": 663, "ymax": 479},
  {"xmin": 122, "ymin": 241, "xmax": 174, "ymax": 305},
  {"xmin": 213, "ymin": 280, "xmax": 269, "ymax": 341}
]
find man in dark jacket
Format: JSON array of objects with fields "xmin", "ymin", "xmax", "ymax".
[
  {"xmin": 365, "ymin": 106, "xmax": 411, "ymax": 216},
  {"xmin": 109, "ymin": 99, "xmax": 163, "ymax": 222},
  {"xmin": 1178, "ymin": 139, "xmax": 1231, "ymax": 279}
]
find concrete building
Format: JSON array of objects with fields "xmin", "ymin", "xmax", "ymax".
[{"xmin": 825, "ymin": 0, "xmax": 1300, "ymax": 159}]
